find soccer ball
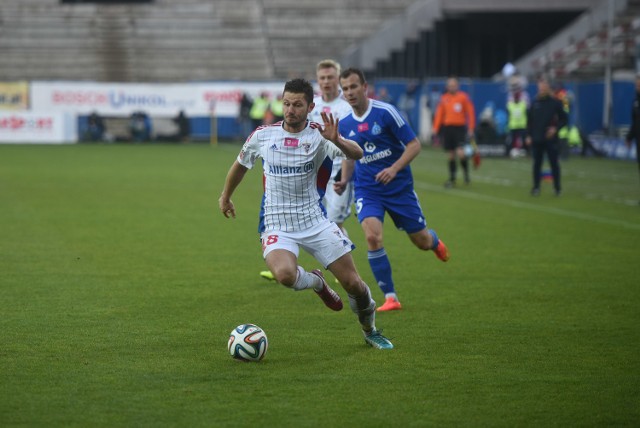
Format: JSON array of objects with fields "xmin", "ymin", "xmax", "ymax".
[{"xmin": 228, "ymin": 324, "xmax": 268, "ymax": 362}]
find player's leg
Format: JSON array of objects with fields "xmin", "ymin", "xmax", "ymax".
[
  {"xmin": 328, "ymin": 253, "xmax": 393, "ymax": 349},
  {"xmin": 455, "ymin": 127, "xmax": 470, "ymax": 184},
  {"xmin": 324, "ymin": 178, "xmax": 353, "ymax": 236},
  {"xmin": 531, "ymin": 142, "xmax": 544, "ymax": 195},
  {"xmin": 360, "ymin": 216, "xmax": 400, "ymax": 311},
  {"xmin": 262, "ymin": 231, "xmax": 341, "ymax": 310},
  {"xmin": 443, "ymin": 127, "xmax": 457, "ymax": 187},
  {"xmin": 547, "ymin": 139, "xmax": 562, "ymax": 195},
  {"xmin": 260, "ymin": 270, "xmax": 276, "ymax": 281},
  {"xmin": 408, "ymin": 229, "xmax": 449, "ymax": 262},
  {"xmin": 385, "ymin": 191, "xmax": 450, "ymax": 262}
]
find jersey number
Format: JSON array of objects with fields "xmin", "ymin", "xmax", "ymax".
[
  {"xmin": 262, "ymin": 234, "xmax": 279, "ymax": 251},
  {"xmin": 355, "ymin": 198, "xmax": 364, "ymax": 214}
]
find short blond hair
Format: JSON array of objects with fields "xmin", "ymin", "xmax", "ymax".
[{"xmin": 316, "ymin": 59, "xmax": 341, "ymax": 75}]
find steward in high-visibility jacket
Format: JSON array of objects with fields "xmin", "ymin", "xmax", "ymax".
[
  {"xmin": 249, "ymin": 92, "xmax": 271, "ymax": 129},
  {"xmin": 507, "ymin": 99, "xmax": 527, "ymax": 131},
  {"xmin": 507, "ymin": 95, "xmax": 528, "ymax": 153}
]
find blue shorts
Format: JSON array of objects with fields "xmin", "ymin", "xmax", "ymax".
[{"xmin": 355, "ymin": 189, "xmax": 427, "ymax": 233}]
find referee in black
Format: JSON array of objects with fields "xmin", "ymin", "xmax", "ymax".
[{"xmin": 526, "ymin": 76, "xmax": 568, "ymax": 196}]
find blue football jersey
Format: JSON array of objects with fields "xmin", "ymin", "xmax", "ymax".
[{"xmin": 339, "ymin": 99, "xmax": 417, "ymax": 195}]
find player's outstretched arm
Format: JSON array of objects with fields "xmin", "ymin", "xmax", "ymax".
[
  {"xmin": 333, "ymin": 159, "xmax": 355, "ymax": 195},
  {"xmin": 320, "ymin": 112, "xmax": 363, "ymax": 160},
  {"xmin": 219, "ymin": 160, "xmax": 249, "ymax": 218}
]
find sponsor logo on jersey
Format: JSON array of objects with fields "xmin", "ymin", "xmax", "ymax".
[
  {"xmin": 364, "ymin": 141, "xmax": 376, "ymax": 153},
  {"xmin": 372, "ymin": 122, "xmax": 382, "ymax": 135},
  {"xmin": 357, "ymin": 123, "xmax": 369, "ymax": 132},
  {"xmin": 322, "ymin": 106, "xmax": 331, "ymax": 113},
  {"xmin": 284, "ymin": 137, "xmax": 299, "ymax": 148},
  {"xmin": 348, "ymin": 130, "xmax": 356, "ymax": 137},
  {"xmin": 359, "ymin": 149, "xmax": 393, "ymax": 164},
  {"xmin": 268, "ymin": 161, "xmax": 315, "ymax": 175},
  {"xmin": 270, "ymin": 144, "xmax": 278, "ymax": 150}
]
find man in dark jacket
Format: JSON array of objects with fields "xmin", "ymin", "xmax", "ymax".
[
  {"xmin": 526, "ymin": 77, "xmax": 568, "ymax": 196},
  {"xmin": 625, "ymin": 75, "xmax": 640, "ymax": 175}
]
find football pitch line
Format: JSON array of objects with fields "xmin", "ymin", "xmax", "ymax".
[{"xmin": 415, "ymin": 181, "xmax": 640, "ymax": 231}]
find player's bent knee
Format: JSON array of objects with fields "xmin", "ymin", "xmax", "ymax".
[
  {"xmin": 365, "ymin": 235, "xmax": 383, "ymax": 249},
  {"xmin": 273, "ymin": 268, "xmax": 297, "ymax": 287},
  {"xmin": 410, "ymin": 230, "xmax": 433, "ymax": 251},
  {"xmin": 340, "ymin": 276, "xmax": 366, "ymax": 295}
]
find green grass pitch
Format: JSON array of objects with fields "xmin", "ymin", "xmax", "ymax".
[{"xmin": 1, "ymin": 142, "xmax": 638, "ymax": 427}]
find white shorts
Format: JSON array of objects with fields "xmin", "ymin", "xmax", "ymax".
[
  {"xmin": 260, "ymin": 219, "xmax": 355, "ymax": 268},
  {"xmin": 323, "ymin": 179, "xmax": 354, "ymax": 224}
]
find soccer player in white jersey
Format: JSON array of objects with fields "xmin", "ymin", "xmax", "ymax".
[
  {"xmin": 260, "ymin": 59, "xmax": 353, "ymax": 282},
  {"xmin": 219, "ymin": 78, "xmax": 393, "ymax": 349},
  {"xmin": 309, "ymin": 59, "xmax": 354, "ymax": 232},
  {"xmin": 335, "ymin": 68, "xmax": 450, "ymax": 312}
]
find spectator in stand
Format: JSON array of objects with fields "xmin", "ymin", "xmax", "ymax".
[
  {"xmin": 130, "ymin": 111, "xmax": 151, "ymax": 142},
  {"xmin": 397, "ymin": 81, "xmax": 418, "ymax": 129},
  {"xmin": 433, "ymin": 77, "xmax": 476, "ymax": 187},
  {"xmin": 173, "ymin": 110, "xmax": 191, "ymax": 143},
  {"xmin": 85, "ymin": 111, "xmax": 106, "ymax": 142},
  {"xmin": 376, "ymin": 86, "xmax": 393, "ymax": 104}
]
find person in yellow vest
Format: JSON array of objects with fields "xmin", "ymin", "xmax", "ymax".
[
  {"xmin": 270, "ymin": 94, "xmax": 284, "ymax": 123},
  {"xmin": 249, "ymin": 91, "xmax": 271, "ymax": 129},
  {"xmin": 506, "ymin": 91, "xmax": 528, "ymax": 157},
  {"xmin": 554, "ymin": 83, "xmax": 572, "ymax": 159}
]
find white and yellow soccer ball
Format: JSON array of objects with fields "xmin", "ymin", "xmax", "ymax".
[{"xmin": 228, "ymin": 324, "xmax": 268, "ymax": 362}]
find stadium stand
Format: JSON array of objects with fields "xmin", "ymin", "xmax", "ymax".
[
  {"xmin": 0, "ymin": 0, "xmax": 271, "ymax": 81},
  {"xmin": 0, "ymin": 0, "xmax": 414, "ymax": 82},
  {"xmin": 517, "ymin": 0, "xmax": 640, "ymax": 79},
  {"xmin": 0, "ymin": 0, "xmax": 636, "ymax": 82}
]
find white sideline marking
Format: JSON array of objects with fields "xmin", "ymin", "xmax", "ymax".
[{"xmin": 415, "ymin": 182, "xmax": 640, "ymax": 231}]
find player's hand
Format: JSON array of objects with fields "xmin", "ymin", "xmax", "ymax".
[
  {"xmin": 375, "ymin": 167, "xmax": 397, "ymax": 185},
  {"xmin": 333, "ymin": 180, "xmax": 347, "ymax": 195},
  {"xmin": 545, "ymin": 126, "xmax": 557, "ymax": 139},
  {"xmin": 319, "ymin": 112, "xmax": 339, "ymax": 143},
  {"xmin": 219, "ymin": 197, "xmax": 236, "ymax": 218}
]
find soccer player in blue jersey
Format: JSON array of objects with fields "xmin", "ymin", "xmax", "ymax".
[{"xmin": 334, "ymin": 68, "xmax": 450, "ymax": 312}]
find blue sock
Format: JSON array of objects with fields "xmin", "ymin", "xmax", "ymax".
[
  {"xmin": 368, "ymin": 248, "xmax": 394, "ymax": 295},
  {"xmin": 429, "ymin": 229, "xmax": 440, "ymax": 250}
]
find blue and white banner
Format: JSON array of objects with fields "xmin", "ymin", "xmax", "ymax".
[{"xmin": 589, "ymin": 135, "xmax": 637, "ymax": 161}]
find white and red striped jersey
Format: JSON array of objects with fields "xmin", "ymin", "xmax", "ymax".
[
  {"xmin": 309, "ymin": 95, "xmax": 352, "ymax": 179},
  {"xmin": 237, "ymin": 121, "xmax": 342, "ymax": 233}
]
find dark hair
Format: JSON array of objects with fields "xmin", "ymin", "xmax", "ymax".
[
  {"xmin": 283, "ymin": 78, "xmax": 314, "ymax": 105},
  {"xmin": 340, "ymin": 67, "xmax": 366, "ymax": 85}
]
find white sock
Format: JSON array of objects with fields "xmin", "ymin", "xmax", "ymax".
[
  {"xmin": 384, "ymin": 292, "xmax": 398, "ymax": 300},
  {"xmin": 292, "ymin": 266, "xmax": 322, "ymax": 291}
]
